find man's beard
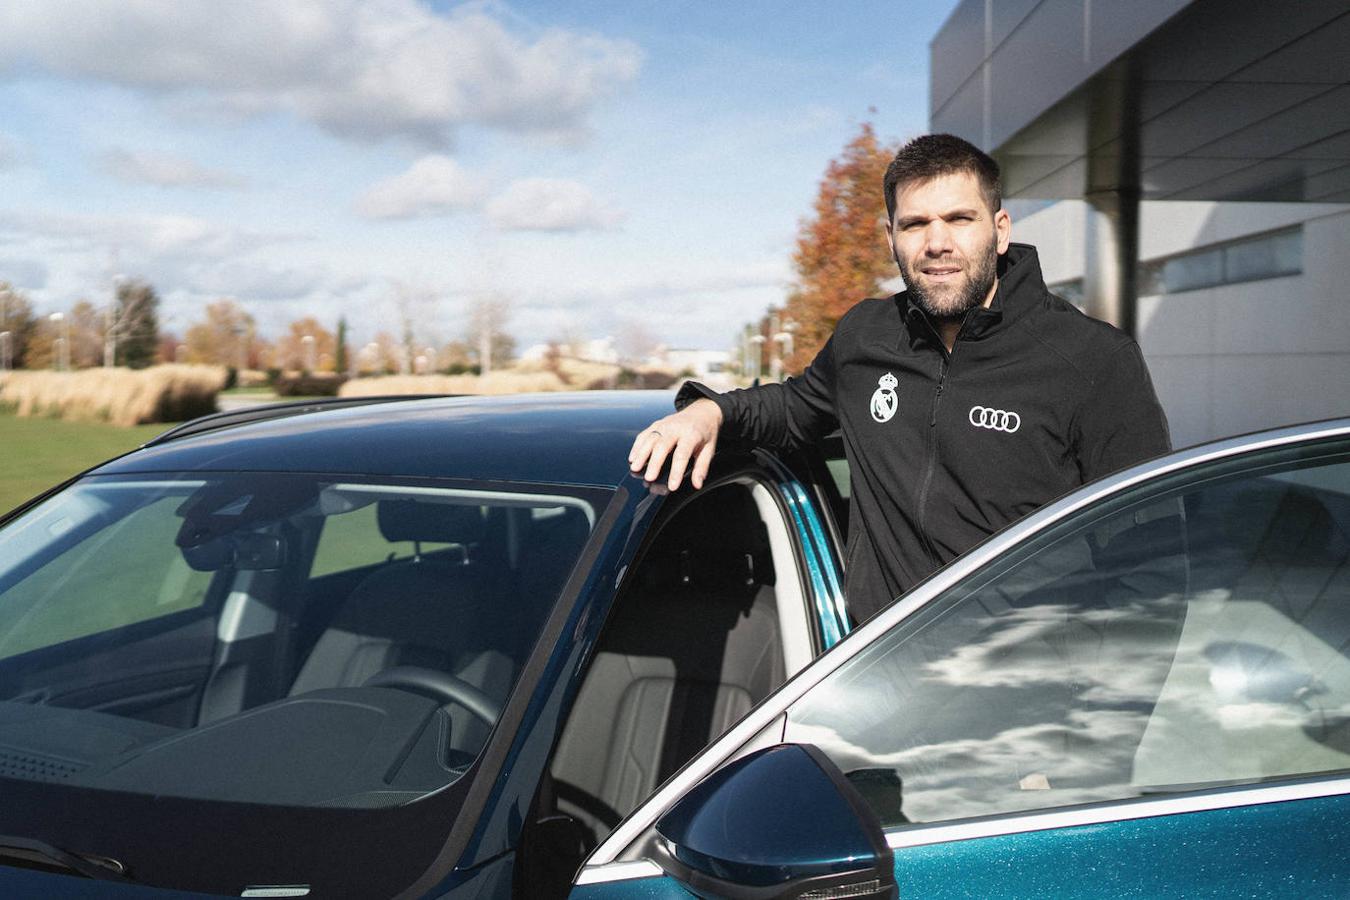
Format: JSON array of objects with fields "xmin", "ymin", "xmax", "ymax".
[{"xmin": 900, "ymin": 234, "xmax": 998, "ymax": 320}]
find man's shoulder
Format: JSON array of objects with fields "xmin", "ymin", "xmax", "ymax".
[
  {"xmin": 1024, "ymin": 293, "xmax": 1138, "ymax": 377},
  {"xmin": 836, "ymin": 294, "xmax": 900, "ymax": 332}
]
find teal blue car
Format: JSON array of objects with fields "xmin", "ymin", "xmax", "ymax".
[
  {"xmin": 573, "ymin": 417, "xmax": 1350, "ymax": 899},
  {"xmin": 0, "ymin": 396, "xmax": 1347, "ymax": 898}
]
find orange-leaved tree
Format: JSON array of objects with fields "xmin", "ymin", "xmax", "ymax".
[{"xmin": 783, "ymin": 122, "xmax": 899, "ymax": 372}]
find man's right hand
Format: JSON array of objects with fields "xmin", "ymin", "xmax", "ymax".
[{"xmin": 628, "ymin": 398, "xmax": 724, "ymax": 491}]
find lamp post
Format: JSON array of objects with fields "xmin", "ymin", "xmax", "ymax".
[
  {"xmin": 748, "ymin": 334, "xmax": 765, "ymax": 382},
  {"xmin": 772, "ymin": 316, "xmax": 798, "ymax": 381},
  {"xmin": 301, "ymin": 334, "xmax": 316, "ymax": 373},
  {"xmin": 106, "ymin": 273, "xmax": 125, "ymax": 368},
  {"xmin": 50, "ymin": 312, "xmax": 69, "ymax": 371},
  {"xmin": 0, "ymin": 331, "xmax": 11, "ymax": 372}
]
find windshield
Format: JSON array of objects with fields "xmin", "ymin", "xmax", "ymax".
[{"xmin": 0, "ymin": 471, "xmax": 604, "ymax": 894}]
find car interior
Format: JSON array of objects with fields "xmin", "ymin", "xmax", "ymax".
[
  {"xmin": 0, "ymin": 479, "xmax": 597, "ymax": 809},
  {"xmin": 517, "ymin": 477, "xmax": 816, "ymax": 895}
]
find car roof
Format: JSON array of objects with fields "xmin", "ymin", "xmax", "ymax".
[{"xmin": 92, "ymin": 391, "xmax": 678, "ymax": 488}]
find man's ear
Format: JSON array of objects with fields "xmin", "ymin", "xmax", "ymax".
[
  {"xmin": 880, "ymin": 217, "xmax": 899, "ymax": 266},
  {"xmin": 994, "ymin": 207, "xmax": 1012, "ymax": 255}
]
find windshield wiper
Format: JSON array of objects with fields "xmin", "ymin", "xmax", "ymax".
[{"xmin": 0, "ymin": 835, "xmax": 131, "ymax": 882}]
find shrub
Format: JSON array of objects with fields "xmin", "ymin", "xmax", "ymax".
[
  {"xmin": 273, "ymin": 372, "xmax": 346, "ymax": 397},
  {"xmin": 0, "ymin": 365, "xmax": 228, "ymax": 426}
]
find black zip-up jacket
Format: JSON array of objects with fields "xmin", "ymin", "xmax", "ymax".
[{"xmin": 678, "ymin": 243, "xmax": 1171, "ymax": 623}]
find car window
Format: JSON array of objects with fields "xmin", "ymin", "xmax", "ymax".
[
  {"xmin": 310, "ymin": 500, "xmax": 456, "ymax": 577},
  {"xmin": 0, "ymin": 483, "xmax": 215, "ymax": 660},
  {"xmin": 785, "ymin": 439, "xmax": 1350, "ymax": 829}
]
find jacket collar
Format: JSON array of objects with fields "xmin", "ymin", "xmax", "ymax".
[{"xmin": 901, "ymin": 242, "xmax": 1046, "ymax": 349}]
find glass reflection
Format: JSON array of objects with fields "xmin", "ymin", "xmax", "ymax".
[{"xmin": 788, "ymin": 456, "xmax": 1350, "ymax": 828}]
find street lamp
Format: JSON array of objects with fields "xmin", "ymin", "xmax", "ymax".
[
  {"xmin": 748, "ymin": 334, "xmax": 766, "ymax": 382},
  {"xmin": 106, "ymin": 273, "xmax": 125, "ymax": 368},
  {"xmin": 772, "ymin": 316, "xmax": 798, "ymax": 381},
  {"xmin": 301, "ymin": 334, "xmax": 316, "ymax": 372},
  {"xmin": 0, "ymin": 331, "xmax": 11, "ymax": 372},
  {"xmin": 49, "ymin": 312, "xmax": 69, "ymax": 371}
]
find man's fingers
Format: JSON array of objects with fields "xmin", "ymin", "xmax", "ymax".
[
  {"xmin": 666, "ymin": 437, "xmax": 695, "ymax": 492},
  {"xmin": 628, "ymin": 428, "xmax": 658, "ymax": 470},
  {"xmin": 691, "ymin": 436, "xmax": 717, "ymax": 489},
  {"xmin": 643, "ymin": 433, "xmax": 675, "ymax": 483}
]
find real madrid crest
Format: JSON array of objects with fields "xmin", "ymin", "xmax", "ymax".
[{"xmin": 870, "ymin": 372, "xmax": 898, "ymax": 423}]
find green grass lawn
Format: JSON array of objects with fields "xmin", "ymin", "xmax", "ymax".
[{"xmin": 0, "ymin": 413, "xmax": 169, "ymax": 513}]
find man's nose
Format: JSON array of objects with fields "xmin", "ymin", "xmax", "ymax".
[{"xmin": 924, "ymin": 221, "xmax": 953, "ymax": 255}]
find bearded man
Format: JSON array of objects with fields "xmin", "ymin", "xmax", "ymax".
[{"xmin": 629, "ymin": 133, "xmax": 1171, "ymax": 623}]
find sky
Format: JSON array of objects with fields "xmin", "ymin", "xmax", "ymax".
[{"xmin": 0, "ymin": 0, "xmax": 960, "ymax": 354}]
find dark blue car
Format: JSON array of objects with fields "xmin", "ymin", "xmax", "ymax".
[
  {"xmin": 0, "ymin": 392, "xmax": 850, "ymax": 898},
  {"xmin": 1, "ymin": 395, "xmax": 1348, "ymax": 898}
]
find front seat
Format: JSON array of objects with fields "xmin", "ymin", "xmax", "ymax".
[
  {"xmin": 548, "ymin": 485, "xmax": 784, "ymax": 843},
  {"xmin": 290, "ymin": 499, "xmax": 511, "ymax": 751}
]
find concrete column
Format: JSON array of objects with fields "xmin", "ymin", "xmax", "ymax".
[{"xmin": 1083, "ymin": 188, "xmax": 1140, "ymax": 336}]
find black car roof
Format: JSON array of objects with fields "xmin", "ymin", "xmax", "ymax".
[{"xmin": 92, "ymin": 391, "xmax": 678, "ymax": 488}]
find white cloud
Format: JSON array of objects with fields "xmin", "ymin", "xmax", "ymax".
[
  {"xmin": 356, "ymin": 155, "xmax": 485, "ymax": 220},
  {"xmin": 486, "ymin": 177, "xmax": 622, "ymax": 232},
  {"xmin": 100, "ymin": 148, "xmax": 246, "ymax": 189},
  {"xmin": 0, "ymin": 1, "xmax": 642, "ymax": 146},
  {"xmin": 0, "ymin": 257, "xmax": 48, "ymax": 289},
  {"xmin": 0, "ymin": 210, "xmax": 300, "ymax": 259},
  {"xmin": 185, "ymin": 260, "xmax": 328, "ymax": 301}
]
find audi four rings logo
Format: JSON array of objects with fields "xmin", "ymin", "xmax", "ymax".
[{"xmin": 969, "ymin": 406, "xmax": 1021, "ymax": 433}]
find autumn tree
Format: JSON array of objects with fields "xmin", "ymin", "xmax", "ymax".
[
  {"xmin": 275, "ymin": 317, "xmax": 337, "ymax": 372},
  {"xmin": 112, "ymin": 279, "xmax": 161, "ymax": 369},
  {"xmin": 24, "ymin": 317, "xmax": 59, "ymax": 369},
  {"xmin": 67, "ymin": 300, "xmax": 105, "ymax": 368},
  {"xmin": 0, "ymin": 282, "xmax": 38, "ymax": 368},
  {"xmin": 185, "ymin": 299, "xmax": 257, "ymax": 368},
  {"xmin": 783, "ymin": 122, "xmax": 899, "ymax": 371}
]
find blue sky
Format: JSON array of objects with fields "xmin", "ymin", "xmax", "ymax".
[{"xmin": 0, "ymin": 1, "xmax": 959, "ymax": 352}]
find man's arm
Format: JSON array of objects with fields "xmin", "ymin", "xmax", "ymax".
[
  {"xmin": 1075, "ymin": 341, "xmax": 1171, "ymax": 483},
  {"xmin": 629, "ymin": 334, "xmax": 840, "ymax": 490}
]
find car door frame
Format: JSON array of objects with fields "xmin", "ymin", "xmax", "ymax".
[{"xmin": 571, "ymin": 417, "xmax": 1350, "ymax": 892}]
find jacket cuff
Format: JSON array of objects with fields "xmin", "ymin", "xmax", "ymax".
[{"xmin": 675, "ymin": 380, "xmax": 738, "ymax": 428}]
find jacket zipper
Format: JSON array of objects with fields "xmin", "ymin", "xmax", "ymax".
[{"xmin": 913, "ymin": 310, "xmax": 972, "ymax": 568}]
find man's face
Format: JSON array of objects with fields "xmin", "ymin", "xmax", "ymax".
[{"xmin": 887, "ymin": 171, "xmax": 1011, "ymax": 319}]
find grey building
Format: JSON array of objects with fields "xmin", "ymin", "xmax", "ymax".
[{"xmin": 930, "ymin": 0, "xmax": 1350, "ymax": 445}]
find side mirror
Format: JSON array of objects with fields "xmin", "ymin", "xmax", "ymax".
[{"xmin": 654, "ymin": 743, "xmax": 896, "ymax": 900}]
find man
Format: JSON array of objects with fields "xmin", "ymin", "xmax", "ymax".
[{"xmin": 630, "ymin": 134, "xmax": 1170, "ymax": 623}]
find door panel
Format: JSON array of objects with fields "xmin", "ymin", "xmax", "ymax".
[{"xmin": 888, "ymin": 791, "xmax": 1350, "ymax": 898}]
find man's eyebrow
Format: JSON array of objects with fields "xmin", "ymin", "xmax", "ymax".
[
  {"xmin": 944, "ymin": 207, "xmax": 981, "ymax": 218},
  {"xmin": 895, "ymin": 214, "xmax": 928, "ymax": 228}
]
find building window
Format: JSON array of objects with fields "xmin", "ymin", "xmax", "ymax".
[{"xmin": 1139, "ymin": 227, "xmax": 1302, "ymax": 296}]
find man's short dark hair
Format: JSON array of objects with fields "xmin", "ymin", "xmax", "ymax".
[{"xmin": 883, "ymin": 133, "xmax": 1002, "ymax": 222}]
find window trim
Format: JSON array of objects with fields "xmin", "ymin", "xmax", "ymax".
[{"xmin": 579, "ymin": 416, "xmax": 1350, "ymax": 874}]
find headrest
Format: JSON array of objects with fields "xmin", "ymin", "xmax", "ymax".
[
  {"xmin": 377, "ymin": 500, "xmax": 486, "ymax": 545},
  {"xmin": 635, "ymin": 486, "xmax": 775, "ymax": 599}
]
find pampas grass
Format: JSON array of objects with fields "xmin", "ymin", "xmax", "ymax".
[
  {"xmin": 338, "ymin": 358, "xmax": 682, "ymax": 398},
  {"xmin": 0, "ymin": 365, "xmax": 229, "ymax": 426},
  {"xmin": 339, "ymin": 370, "xmax": 570, "ymax": 397}
]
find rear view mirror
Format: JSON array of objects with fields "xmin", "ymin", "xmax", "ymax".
[
  {"xmin": 182, "ymin": 533, "xmax": 287, "ymax": 571},
  {"xmin": 654, "ymin": 743, "xmax": 896, "ymax": 900}
]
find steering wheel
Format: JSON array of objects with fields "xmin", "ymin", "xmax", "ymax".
[{"xmin": 364, "ymin": 666, "xmax": 501, "ymax": 727}]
